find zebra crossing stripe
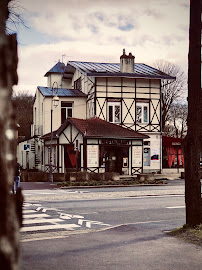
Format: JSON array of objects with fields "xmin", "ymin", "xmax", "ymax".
[
  {"xmin": 21, "ymin": 224, "xmax": 80, "ymax": 232},
  {"xmin": 78, "ymin": 219, "xmax": 110, "ymax": 228},
  {"xmin": 23, "ymin": 210, "xmax": 37, "ymax": 214},
  {"xmin": 23, "ymin": 218, "xmax": 62, "ymax": 225},
  {"xmin": 23, "ymin": 214, "xmax": 49, "ymax": 219}
]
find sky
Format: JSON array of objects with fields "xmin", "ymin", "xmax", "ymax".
[{"xmin": 9, "ymin": 0, "xmax": 189, "ymax": 95}]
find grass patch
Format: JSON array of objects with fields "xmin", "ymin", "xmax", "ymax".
[
  {"xmin": 57, "ymin": 179, "xmax": 164, "ymax": 187},
  {"xmin": 168, "ymin": 224, "xmax": 202, "ymax": 246}
]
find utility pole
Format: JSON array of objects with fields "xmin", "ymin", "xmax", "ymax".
[
  {"xmin": 0, "ymin": 0, "xmax": 22, "ymax": 269},
  {"xmin": 184, "ymin": 0, "xmax": 201, "ymax": 226}
]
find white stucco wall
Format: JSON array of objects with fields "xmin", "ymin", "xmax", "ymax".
[
  {"xmin": 32, "ymin": 88, "xmax": 87, "ymax": 136},
  {"xmin": 47, "ymin": 74, "xmax": 72, "ymax": 89},
  {"xmin": 18, "ymin": 139, "xmax": 35, "ymax": 169}
]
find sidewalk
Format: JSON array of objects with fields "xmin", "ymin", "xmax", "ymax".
[
  {"xmin": 20, "ymin": 182, "xmax": 58, "ymax": 190},
  {"xmin": 21, "ymin": 181, "xmax": 184, "ymax": 202}
]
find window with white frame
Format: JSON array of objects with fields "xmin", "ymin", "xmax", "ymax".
[
  {"xmin": 61, "ymin": 101, "xmax": 73, "ymax": 124},
  {"xmin": 107, "ymin": 102, "xmax": 121, "ymax": 123},
  {"xmin": 136, "ymin": 102, "xmax": 149, "ymax": 123}
]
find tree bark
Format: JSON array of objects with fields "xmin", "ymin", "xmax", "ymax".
[
  {"xmin": 184, "ymin": 0, "xmax": 201, "ymax": 226},
  {"xmin": 0, "ymin": 0, "xmax": 22, "ymax": 269}
]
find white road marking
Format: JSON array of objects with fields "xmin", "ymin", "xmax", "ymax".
[
  {"xmin": 23, "ymin": 218, "xmax": 62, "ymax": 225},
  {"xmin": 23, "ymin": 210, "xmax": 37, "ymax": 214},
  {"xmin": 86, "ymin": 222, "xmax": 91, "ymax": 228},
  {"xmin": 72, "ymin": 215, "xmax": 84, "ymax": 219},
  {"xmin": 166, "ymin": 206, "xmax": 185, "ymax": 209},
  {"xmin": 86, "ymin": 221, "xmax": 110, "ymax": 228},
  {"xmin": 59, "ymin": 213, "xmax": 72, "ymax": 220},
  {"xmin": 21, "ymin": 235, "xmax": 69, "ymax": 242},
  {"xmin": 59, "ymin": 213, "xmax": 84, "ymax": 220},
  {"xmin": 78, "ymin": 219, "xmax": 84, "ymax": 225},
  {"xmin": 78, "ymin": 219, "xmax": 110, "ymax": 228},
  {"xmin": 21, "ymin": 224, "xmax": 80, "ymax": 232},
  {"xmin": 23, "ymin": 203, "xmax": 33, "ymax": 207},
  {"xmin": 23, "ymin": 214, "xmax": 50, "ymax": 219}
]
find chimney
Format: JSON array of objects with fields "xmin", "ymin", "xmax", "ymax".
[{"xmin": 120, "ymin": 49, "xmax": 135, "ymax": 73}]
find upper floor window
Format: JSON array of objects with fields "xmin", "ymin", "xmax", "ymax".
[
  {"xmin": 61, "ymin": 101, "xmax": 73, "ymax": 124},
  {"xmin": 74, "ymin": 77, "xmax": 82, "ymax": 90},
  {"xmin": 107, "ymin": 102, "xmax": 121, "ymax": 123},
  {"xmin": 136, "ymin": 102, "xmax": 149, "ymax": 123}
]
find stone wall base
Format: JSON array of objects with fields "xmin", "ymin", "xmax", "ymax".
[{"xmin": 21, "ymin": 171, "xmax": 120, "ymax": 182}]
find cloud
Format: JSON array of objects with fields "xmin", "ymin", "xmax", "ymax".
[{"xmin": 14, "ymin": 0, "xmax": 189, "ymax": 94}]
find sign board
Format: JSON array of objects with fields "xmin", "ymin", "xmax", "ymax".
[
  {"xmin": 151, "ymin": 149, "xmax": 159, "ymax": 161},
  {"xmin": 132, "ymin": 146, "xmax": 142, "ymax": 167},
  {"xmin": 24, "ymin": 144, "xmax": 31, "ymax": 151},
  {"xmin": 172, "ymin": 142, "xmax": 181, "ymax": 146},
  {"xmin": 87, "ymin": 145, "xmax": 99, "ymax": 167}
]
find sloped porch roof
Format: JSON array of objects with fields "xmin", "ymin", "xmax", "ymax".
[{"xmin": 42, "ymin": 117, "xmax": 149, "ymax": 140}]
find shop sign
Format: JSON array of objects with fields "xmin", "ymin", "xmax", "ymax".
[
  {"xmin": 172, "ymin": 142, "xmax": 181, "ymax": 146},
  {"xmin": 87, "ymin": 145, "xmax": 99, "ymax": 167},
  {"xmin": 24, "ymin": 144, "xmax": 31, "ymax": 151},
  {"xmin": 132, "ymin": 146, "xmax": 142, "ymax": 167},
  {"xmin": 101, "ymin": 139, "xmax": 130, "ymax": 145}
]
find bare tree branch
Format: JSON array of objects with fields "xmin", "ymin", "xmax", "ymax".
[
  {"xmin": 165, "ymin": 103, "xmax": 188, "ymax": 138},
  {"xmin": 154, "ymin": 60, "xmax": 187, "ymax": 131},
  {"xmin": 6, "ymin": 0, "xmax": 28, "ymax": 34}
]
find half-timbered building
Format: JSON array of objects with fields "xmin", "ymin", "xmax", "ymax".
[
  {"xmin": 18, "ymin": 50, "xmax": 175, "ymax": 175},
  {"xmin": 61, "ymin": 50, "xmax": 175, "ymax": 173}
]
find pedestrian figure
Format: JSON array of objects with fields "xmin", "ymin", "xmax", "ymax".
[{"xmin": 12, "ymin": 162, "xmax": 21, "ymax": 194}]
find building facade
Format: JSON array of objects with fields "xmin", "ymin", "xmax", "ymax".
[{"xmin": 18, "ymin": 50, "xmax": 175, "ymax": 175}]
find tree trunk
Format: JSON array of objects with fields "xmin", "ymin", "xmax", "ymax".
[
  {"xmin": 0, "ymin": 0, "xmax": 22, "ymax": 269},
  {"xmin": 184, "ymin": 0, "xmax": 201, "ymax": 226}
]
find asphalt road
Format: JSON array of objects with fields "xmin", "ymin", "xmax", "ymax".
[{"xmin": 20, "ymin": 182, "xmax": 202, "ymax": 270}]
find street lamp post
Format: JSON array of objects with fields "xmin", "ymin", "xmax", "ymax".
[{"xmin": 49, "ymin": 82, "xmax": 59, "ymax": 182}]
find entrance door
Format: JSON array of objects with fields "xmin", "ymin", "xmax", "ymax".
[
  {"xmin": 101, "ymin": 146, "xmax": 129, "ymax": 174},
  {"xmin": 64, "ymin": 144, "xmax": 76, "ymax": 169}
]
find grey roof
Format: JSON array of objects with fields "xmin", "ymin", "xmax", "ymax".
[
  {"xmin": 66, "ymin": 61, "xmax": 175, "ymax": 80},
  {"xmin": 37, "ymin": 86, "xmax": 86, "ymax": 97},
  {"xmin": 44, "ymin": 61, "xmax": 65, "ymax": 77}
]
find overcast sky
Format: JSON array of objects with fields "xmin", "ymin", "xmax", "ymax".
[{"xmin": 10, "ymin": 0, "xmax": 189, "ymax": 95}]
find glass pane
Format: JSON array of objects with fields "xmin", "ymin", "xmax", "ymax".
[
  {"xmin": 115, "ymin": 106, "xmax": 120, "ymax": 123},
  {"xmin": 144, "ymin": 148, "xmax": 150, "ymax": 166},
  {"xmin": 67, "ymin": 108, "xmax": 72, "ymax": 117},
  {"xmin": 109, "ymin": 106, "xmax": 113, "ymax": 122},
  {"xmin": 144, "ymin": 106, "xmax": 148, "ymax": 122},
  {"xmin": 136, "ymin": 106, "xmax": 142, "ymax": 123},
  {"xmin": 61, "ymin": 108, "xmax": 66, "ymax": 124},
  {"xmin": 61, "ymin": 102, "xmax": 72, "ymax": 107}
]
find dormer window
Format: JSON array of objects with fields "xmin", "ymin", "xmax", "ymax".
[{"xmin": 74, "ymin": 77, "xmax": 81, "ymax": 90}]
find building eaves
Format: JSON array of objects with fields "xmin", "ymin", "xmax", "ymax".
[{"xmin": 37, "ymin": 86, "xmax": 87, "ymax": 97}]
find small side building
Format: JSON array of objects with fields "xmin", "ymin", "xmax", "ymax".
[{"xmin": 42, "ymin": 117, "xmax": 149, "ymax": 175}]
